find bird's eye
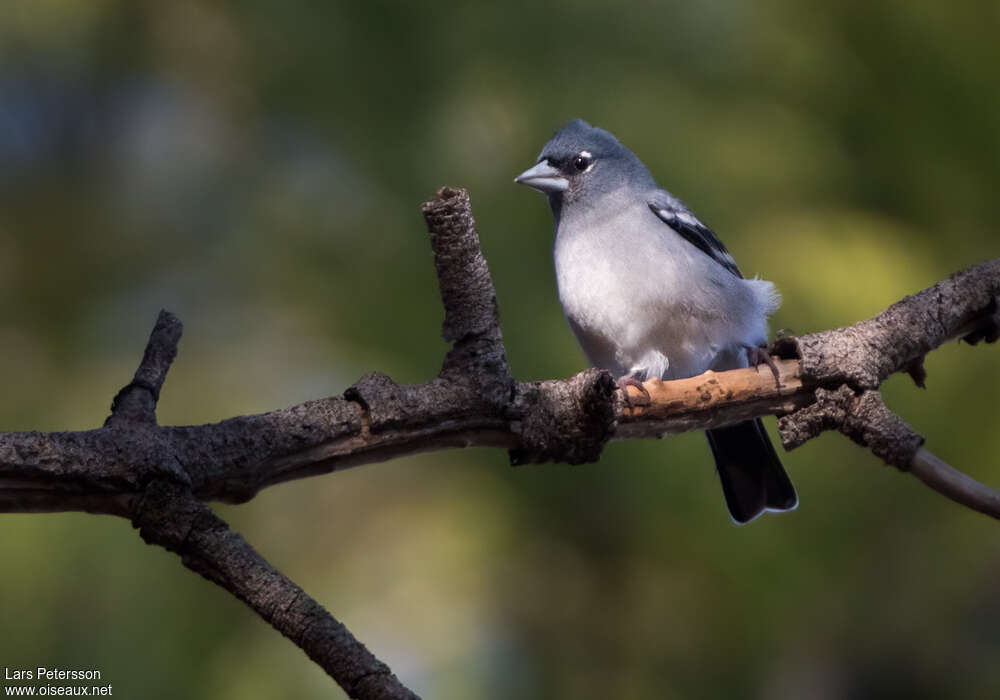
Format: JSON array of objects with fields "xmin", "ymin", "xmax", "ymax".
[{"xmin": 573, "ymin": 152, "xmax": 593, "ymax": 172}]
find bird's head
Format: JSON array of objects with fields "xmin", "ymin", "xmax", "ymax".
[{"xmin": 515, "ymin": 119, "xmax": 653, "ymax": 208}]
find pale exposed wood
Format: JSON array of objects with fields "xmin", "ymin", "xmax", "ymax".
[{"xmin": 616, "ymin": 359, "xmax": 810, "ymax": 437}]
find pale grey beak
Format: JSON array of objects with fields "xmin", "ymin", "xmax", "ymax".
[{"xmin": 514, "ymin": 160, "xmax": 568, "ymax": 193}]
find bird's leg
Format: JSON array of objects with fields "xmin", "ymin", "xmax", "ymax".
[
  {"xmin": 745, "ymin": 345, "xmax": 781, "ymax": 387},
  {"xmin": 617, "ymin": 371, "xmax": 651, "ymax": 409}
]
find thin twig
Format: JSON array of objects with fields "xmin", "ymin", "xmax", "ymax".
[
  {"xmin": 909, "ymin": 448, "xmax": 1000, "ymax": 520},
  {"xmin": 106, "ymin": 309, "xmax": 183, "ymax": 426}
]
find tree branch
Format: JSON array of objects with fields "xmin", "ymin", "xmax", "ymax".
[
  {"xmin": 134, "ymin": 480, "xmax": 418, "ymax": 699},
  {"xmin": 771, "ymin": 258, "xmax": 1000, "ymax": 389},
  {"xmin": 1, "ymin": 186, "xmax": 998, "ymax": 697},
  {"xmin": 106, "ymin": 309, "xmax": 183, "ymax": 426},
  {"xmin": 909, "ymin": 448, "xmax": 1000, "ymax": 520}
]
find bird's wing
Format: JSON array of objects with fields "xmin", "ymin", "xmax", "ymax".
[{"xmin": 648, "ymin": 192, "xmax": 742, "ymax": 278}]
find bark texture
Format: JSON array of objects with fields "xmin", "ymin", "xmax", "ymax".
[
  {"xmin": 773, "ymin": 259, "xmax": 1000, "ymax": 389},
  {"xmin": 1, "ymin": 186, "xmax": 997, "ymax": 697},
  {"xmin": 134, "ymin": 481, "xmax": 418, "ymax": 700}
]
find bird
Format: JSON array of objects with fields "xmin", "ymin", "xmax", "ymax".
[{"xmin": 514, "ymin": 118, "xmax": 797, "ymax": 524}]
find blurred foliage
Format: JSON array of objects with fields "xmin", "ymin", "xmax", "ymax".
[{"xmin": 1, "ymin": 1, "xmax": 999, "ymax": 698}]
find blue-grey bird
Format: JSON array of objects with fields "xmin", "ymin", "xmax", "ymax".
[{"xmin": 515, "ymin": 118, "xmax": 797, "ymax": 523}]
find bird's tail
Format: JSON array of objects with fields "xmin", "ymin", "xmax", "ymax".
[{"xmin": 706, "ymin": 419, "xmax": 797, "ymax": 524}]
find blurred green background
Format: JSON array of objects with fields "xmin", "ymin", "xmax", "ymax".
[{"xmin": 1, "ymin": 1, "xmax": 999, "ymax": 698}]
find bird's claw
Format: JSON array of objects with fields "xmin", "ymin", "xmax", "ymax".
[
  {"xmin": 617, "ymin": 374, "xmax": 651, "ymax": 410},
  {"xmin": 746, "ymin": 345, "xmax": 781, "ymax": 387}
]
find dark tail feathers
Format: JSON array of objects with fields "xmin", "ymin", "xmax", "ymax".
[{"xmin": 706, "ymin": 418, "xmax": 797, "ymax": 524}]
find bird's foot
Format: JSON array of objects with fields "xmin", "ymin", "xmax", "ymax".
[
  {"xmin": 745, "ymin": 345, "xmax": 781, "ymax": 387},
  {"xmin": 617, "ymin": 373, "xmax": 651, "ymax": 410}
]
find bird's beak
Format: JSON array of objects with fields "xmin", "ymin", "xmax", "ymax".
[{"xmin": 514, "ymin": 160, "xmax": 568, "ymax": 194}]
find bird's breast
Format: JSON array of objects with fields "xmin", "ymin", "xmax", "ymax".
[
  {"xmin": 554, "ymin": 222, "xmax": 634, "ymax": 332},
  {"xmin": 553, "ymin": 212, "xmax": 681, "ymax": 369},
  {"xmin": 552, "ymin": 206, "xmax": 752, "ymax": 379}
]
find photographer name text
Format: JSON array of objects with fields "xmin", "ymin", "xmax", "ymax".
[{"xmin": 5, "ymin": 670, "xmax": 101, "ymax": 682}]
